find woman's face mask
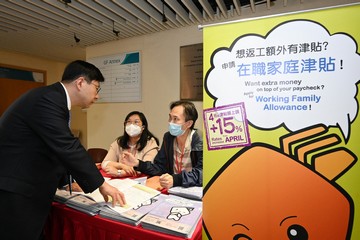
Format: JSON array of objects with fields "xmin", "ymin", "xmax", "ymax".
[{"xmin": 125, "ymin": 124, "xmax": 142, "ymax": 137}]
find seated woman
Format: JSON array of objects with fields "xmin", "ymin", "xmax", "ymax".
[{"xmin": 101, "ymin": 111, "xmax": 159, "ymax": 177}]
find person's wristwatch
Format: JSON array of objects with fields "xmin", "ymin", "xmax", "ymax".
[{"xmin": 117, "ymin": 169, "xmax": 122, "ymax": 177}]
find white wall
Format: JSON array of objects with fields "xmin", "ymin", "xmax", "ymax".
[{"xmin": 85, "ymin": 25, "xmax": 203, "ymax": 149}]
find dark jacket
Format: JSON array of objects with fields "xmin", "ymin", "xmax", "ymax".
[
  {"xmin": 0, "ymin": 82, "xmax": 104, "ymax": 239},
  {"xmin": 137, "ymin": 130, "xmax": 203, "ymax": 187}
]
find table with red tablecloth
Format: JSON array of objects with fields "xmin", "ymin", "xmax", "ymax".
[
  {"xmin": 44, "ymin": 202, "xmax": 202, "ymax": 240},
  {"xmin": 44, "ymin": 170, "xmax": 202, "ymax": 240}
]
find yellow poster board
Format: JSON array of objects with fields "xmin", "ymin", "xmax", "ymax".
[{"xmin": 203, "ymin": 4, "xmax": 360, "ymax": 239}]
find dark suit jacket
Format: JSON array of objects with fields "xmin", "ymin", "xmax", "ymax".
[{"xmin": 0, "ymin": 82, "xmax": 104, "ymax": 238}]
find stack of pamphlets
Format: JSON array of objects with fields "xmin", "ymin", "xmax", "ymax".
[
  {"xmin": 95, "ymin": 178, "xmax": 161, "ymax": 225},
  {"xmin": 54, "ymin": 178, "xmax": 160, "ymax": 219},
  {"xmin": 99, "ymin": 195, "xmax": 163, "ymax": 225},
  {"xmin": 54, "ymin": 190, "xmax": 100, "ymax": 216},
  {"xmin": 167, "ymin": 186, "xmax": 203, "ymax": 201},
  {"xmin": 54, "ymin": 189, "xmax": 72, "ymax": 204},
  {"xmin": 140, "ymin": 194, "xmax": 202, "ymax": 238}
]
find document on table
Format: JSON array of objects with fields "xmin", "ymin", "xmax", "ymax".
[{"xmin": 87, "ymin": 178, "xmax": 161, "ymax": 213}]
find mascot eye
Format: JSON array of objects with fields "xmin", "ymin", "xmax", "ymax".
[
  {"xmin": 287, "ymin": 224, "xmax": 308, "ymax": 240},
  {"xmin": 233, "ymin": 233, "xmax": 252, "ymax": 240}
]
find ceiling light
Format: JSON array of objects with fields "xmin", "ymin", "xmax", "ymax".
[
  {"xmin": 112, "ymin": 21, "xmax": 120, "ymax": 37},
  {"xmin": 73, "ymin": 33, "xmax": 80, "ymax": 43},
  {"xmin": 162, "ymin": 0, "xmax": 168, "ymax": 23},
  {"xmin": 61, "ymin": 0, "xmax": 71, "ymax": 7}
]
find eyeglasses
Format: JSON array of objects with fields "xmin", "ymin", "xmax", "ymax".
[
  {"xmin": 125, "ymin": 120, "xmax": 141, "ymax": 126},
  {"xmin": 91, "ymin": 83, "xmax": 101, "ymax": 93}
]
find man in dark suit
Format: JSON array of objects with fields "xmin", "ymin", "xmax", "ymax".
[{"xmin": 0, "ymin": 60, "xmax": 126, "ymax": 240}]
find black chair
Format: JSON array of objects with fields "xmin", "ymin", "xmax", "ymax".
[{"xmin": 87, "ymin": 148, "xmax": 108, "ymax": 163}]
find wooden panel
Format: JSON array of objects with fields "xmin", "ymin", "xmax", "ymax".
[
  {"xmin": 0, "ymin": 78, "xmax": 44, "ymax": 115},
  {"xmin": 0, "ymin": 64, "xmax": 46, "ymax": 116}
]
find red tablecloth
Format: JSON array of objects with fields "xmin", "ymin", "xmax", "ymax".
[{"xmin": 44, "ymin": 202, "xmax": 202, "ymax": 240}]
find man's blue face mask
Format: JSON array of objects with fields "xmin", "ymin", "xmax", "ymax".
[{"xmin": 168, "ymin": 122, "xmax": 185, "ymax": 136}]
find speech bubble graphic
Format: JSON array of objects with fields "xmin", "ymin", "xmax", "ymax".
[{"xmin": 205, "ymin": 20, "xmax": 360, "ymax": 142}]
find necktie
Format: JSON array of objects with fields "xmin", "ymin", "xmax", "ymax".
[
  {"xmin": 68, "ymin": 110, "xmax": 73, "ymax": 195},
  {"xmin": 68, "ymin": 111, "xmax": 71, "ymax": 127}
]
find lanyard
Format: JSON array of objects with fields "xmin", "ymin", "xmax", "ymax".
[{"xmin": 175, "ymin": 148, "xmax": 184, "ymax": 174}]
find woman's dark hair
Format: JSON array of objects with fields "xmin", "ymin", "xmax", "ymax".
[{"xmin": 117, "ymin": 111, "xmax": 159, "ymax": 151}]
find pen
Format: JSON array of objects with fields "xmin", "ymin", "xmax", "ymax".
[{"xmin": 69, "ymin": 174, "xmax": 73, "ymax": 195}]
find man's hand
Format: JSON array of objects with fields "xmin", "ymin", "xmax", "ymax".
[
  {"xmin": 123, "ymin": 151, "xmax": 140, "ymax": 167},
  {"xmin": 99, "ymin": 181, "xmax": 126, "ymax": 207},
  {"xmin": 159, "ymin": 173, "xmax": 174, "ymax": 189}
]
